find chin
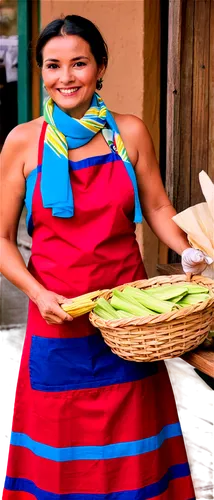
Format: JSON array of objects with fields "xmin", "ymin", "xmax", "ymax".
[{"xmin": 51, "ymin": 90, "xmax": 94, "ymax": 115}]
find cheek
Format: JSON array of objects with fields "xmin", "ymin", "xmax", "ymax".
[
  {"xmin": 81, "ymin": 67, "xmax": 99, "ymax": 84},
  {"xmin": 42, "ymin": 70, "xmax": 55, "ymax": 88}
]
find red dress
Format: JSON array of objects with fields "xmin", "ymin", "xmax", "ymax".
[{"xmin": 3, "ymin": 123, "xmax": 195, "ymax": 499}]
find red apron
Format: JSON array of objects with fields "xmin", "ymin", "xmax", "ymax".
[{"xmin": 3, "ymin": 123, "xmax": 195, "ymax": 499}]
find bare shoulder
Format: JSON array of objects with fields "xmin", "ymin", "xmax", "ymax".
[
  {"xmin": 112, "ymin": 112, "xmax": 147, "ymax": 136},
  {"xmin": 1, "ymin": 117, "xmax": 44, "ymax": 181},
  {"xmin": 112, "ymin": 112, "xmax": 153, "ymax": 150},
  {"xmin": 111, "ymin": 112, "xmax": 153, "ymax": 166},
  {"xmin": 2, "ymin": 116, "xmax": 43, "ymax": 152}
]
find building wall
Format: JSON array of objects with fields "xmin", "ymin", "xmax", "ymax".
[{"xmin": 41, "ymin": 0, "xmax": 160, "ymax": 277}]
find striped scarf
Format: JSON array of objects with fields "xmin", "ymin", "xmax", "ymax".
[{"xmin": 42, "ymin": 93, "xmax": 142, "ymax": 222}]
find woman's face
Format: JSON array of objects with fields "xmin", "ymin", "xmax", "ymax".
[{"xmin": 42, "ymin": 35, "xmax": 105, "ymax": 118}]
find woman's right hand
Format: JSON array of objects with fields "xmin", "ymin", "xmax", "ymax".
[
  {"xmin": 181, "ymin": 248, "xmax": 213, "ymax": 277},
  {"xmin": 34, "ymin": 288, "xmax": 73, "ymax": 325}
]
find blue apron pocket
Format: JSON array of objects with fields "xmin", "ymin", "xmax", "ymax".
[{"xmin": 29, "ymin": 334, "xmax": 158, "ymax": 392}]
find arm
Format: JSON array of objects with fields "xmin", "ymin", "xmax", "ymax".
[
  {"xmin": 0, "ymin": 127, "xmax": 72, "ymax": 324},
  {"xmin": 132, "ymin": 118, "xmax": 190, "ymax": 255}
]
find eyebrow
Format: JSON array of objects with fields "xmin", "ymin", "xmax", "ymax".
[{"xmin": 44, "ymin": 56, "xmax": 89, "ymax": 63}]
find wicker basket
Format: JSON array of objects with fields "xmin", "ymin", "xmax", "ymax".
[{"xmin": 89, "ymin": 275, "xmax": 214, "ymax": 362}]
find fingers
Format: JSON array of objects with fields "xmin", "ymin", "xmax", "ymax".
[
  {"xmin": 186, "ymin": 272, "xmax": 192, "ymax": 282},
  {"xmin": 45, "ymin": 312, "xmax": 73, "ymax": 325},
  {"xmin": 194, "ymin": 252, "xmax": 205, "ymax": 263},
  {"xmin": 42, "ymin": 303, "xmax": 73, "ymax": 324},
  {"xmin": 56, "ymin": 295, "xmax": 68, "ymax": 305},
  {"xmin": 52, "ymin": 303, "xmax": 73, "ymax": 322},
  {"xmin": 181, "ymin": 248, "xmax": 210, "ymax": 275},
  {"xmin": 204, "ymin": 256, "xmax": 214, "ymax": 265},
  {"xmin": 61, "ymin": 298, "xmax": 73, "ymax": 305},
  {"xmin": 36, "ymin": 290, "xmax": 74, "ymax": 324},
  {"xmin": 63, "ymin": 312, "xmax": 73, "ymax": 322},
  {"xmin": 46, "ymin": 313, "xmax": 65, "ymax": 325}
]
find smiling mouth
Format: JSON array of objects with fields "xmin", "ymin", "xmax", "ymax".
[{"xmin": 58, "ymin": 87, "xmax": 80, "ymax": 95}]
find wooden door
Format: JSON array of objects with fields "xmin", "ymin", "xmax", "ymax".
[{"xmin": 165, "ymin": 0, "xmax": 213, "ymax": 262}]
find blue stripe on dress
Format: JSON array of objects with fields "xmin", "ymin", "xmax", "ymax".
[
  {"xmin": 29, "ymin": 334, "xmax": 158, "ymax": 391},
  {"xmin": 69, "ymin": 152, "xmax": 118, "ymax": 170},
  {"xmin": 10, "ymin": 423, "xmax": 181, "ymax": 462},
  {"xmin": 5, "ymin": 463, "xmax": 193, "ymax": 499}
]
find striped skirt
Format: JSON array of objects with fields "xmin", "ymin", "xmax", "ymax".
[{"xmin": 3, "ymin": 332, "xmax": 195, "ymax": 499}]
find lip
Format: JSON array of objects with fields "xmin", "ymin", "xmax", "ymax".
[{"xmin": 57, "ymin": 87, "xmax": 80, "ymax": 96}]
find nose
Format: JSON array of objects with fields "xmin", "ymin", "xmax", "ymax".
[{"xmin": 59, "ymin": 67, "xmax": 74, "ymax": 85}]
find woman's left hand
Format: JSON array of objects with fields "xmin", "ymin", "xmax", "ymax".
[{"xmin": 181, "ymin": 248, "xmax": 213, "ymax": 276}]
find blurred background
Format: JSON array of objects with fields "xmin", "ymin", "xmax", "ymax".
[
  {"xmin": 0, "ymin": 0, "xmax": 18, "ymax": 146},
  {"xmin": 0, "ymin": 2, "xmax": 213, "ymax": 497}
]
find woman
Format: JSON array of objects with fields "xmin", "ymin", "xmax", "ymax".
[{"xmin": 1, "ymin": 14, "xmax": 208, "ymax": 499}]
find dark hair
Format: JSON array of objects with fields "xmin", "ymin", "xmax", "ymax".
[{"xmin": 36, "ymin": 15, "xmax": 108, "ymax": 69}]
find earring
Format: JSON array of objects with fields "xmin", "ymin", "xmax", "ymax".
[{"xmin": 96, "ymin": 78, "xmax": 103, "ymax": 91}]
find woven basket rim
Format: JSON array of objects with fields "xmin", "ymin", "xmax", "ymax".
[{"xmin": 89, "ymin": 274, "xmax": 214, "ymax": 329}]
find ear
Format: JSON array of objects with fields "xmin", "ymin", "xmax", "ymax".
[{"xmin": 97, "ymin": 61, "xmax": 106, "ymax": 80}]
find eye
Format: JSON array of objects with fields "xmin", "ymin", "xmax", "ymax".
[
  {"xmin": 46, "ymin": 63, "xmax": 59, "ymax": 69},
  {"xmin": 74, "ymin": 61, "xmax": 86, "ymax": 67}
]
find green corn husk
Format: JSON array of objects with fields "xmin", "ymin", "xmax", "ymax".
[
  {"xmin": 123, "ymin": 286, "xmax": 179, "ymax": 314},
  {"xmin": 178, "ymin": 293, "xmax": 210, "ymax": 306},
  {"xmin": 145, "ymin": 285, "xmax": 189, "ymax": 301},
  {"xmin": 93, "ymin": 306, "xmax": 115, "ymax": 320},
  {"xmin": 181, "ymin": 284, "xmax": 210, "ymax": 294},
  {"xmin": 117, "ymin": 310, "xmax": 134, "ymax": 318},
  {"xmin": 111, "ymin": 290, "xmax": 155, "ymax": 317},
  {"xmin": 95, "ymin": 298, "xmax": 120, "ymax": 319},
  {"xmin": 145, "ymin": 283, "xmax": 209, "ymax": 298},
  {"xmin": 169, "ymin": 292, "xmax": 188, "ymax": 303}
]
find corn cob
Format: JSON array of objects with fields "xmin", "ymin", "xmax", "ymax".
[
  {"xmin": 123, "ymin": 286, "xmax": 179, "ymax": 313},
  {"xmin": 61, "ymin": 290, "xmax": 102, "ymax": 317},
  {"xmin": 70, "ymin": 304, "xmax": 96, "ymax": 317}
]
